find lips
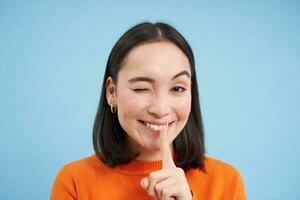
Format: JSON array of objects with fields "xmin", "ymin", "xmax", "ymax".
[{"xmin": 138, "ymin": 120, "xmax": 174, "ymax": 132}]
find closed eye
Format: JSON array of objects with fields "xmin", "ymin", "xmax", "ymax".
[
  {"xmin": 132, "ymin": 87, "xmax": 187, "ymax": 93},
  {"xmin": 132, "ymin": 88, "xmax": 149, "ymax": 92}
]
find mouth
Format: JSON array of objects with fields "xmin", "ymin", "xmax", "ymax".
[{"xmin": 138, "ymin": 120, "xmax": 175, "ymax": 132}]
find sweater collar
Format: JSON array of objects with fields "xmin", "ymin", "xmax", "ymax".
[{"xmin": 115, "ymin": 159, "xmax": 163, "ymax": 175}]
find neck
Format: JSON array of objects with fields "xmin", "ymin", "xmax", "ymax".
[
  {"xmin": 135, "ymin": 149, "xmax": 162, "ymax": 161},
  {"xmin": 126, "ymin": 138, "xmax": 174, "ymax": 161}
]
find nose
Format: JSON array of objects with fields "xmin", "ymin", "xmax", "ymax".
[{"xmin": 147, "ymin": 94, "xmax": 171, "ymax": 118}]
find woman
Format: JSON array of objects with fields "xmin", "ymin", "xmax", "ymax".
[{"xmin": 50, "ymin": 22, "xmax": 246, "ymax": 200}]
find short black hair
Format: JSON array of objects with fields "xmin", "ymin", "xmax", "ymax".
[{"xmin": 93, "ymin": 22, "xmax": 205, "ymax": 171}]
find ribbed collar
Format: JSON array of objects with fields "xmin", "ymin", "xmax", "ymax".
[{"xmin": 115, "ymin": 159, "xmax": 163, "ymax": 175}]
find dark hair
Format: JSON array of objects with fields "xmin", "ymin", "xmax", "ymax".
[{"xmin": 93, "ymin": 22, "xmax": 205, "ymax": 171}]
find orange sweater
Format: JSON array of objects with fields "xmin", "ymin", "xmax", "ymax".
[{"xmin": 50, "ymin": 154, "xmax": 246, "ymax": 200}]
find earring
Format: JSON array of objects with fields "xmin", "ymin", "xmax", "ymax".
[{"xmin": 110, "ymin": 104, "xmax": 117, "ymax": 113}]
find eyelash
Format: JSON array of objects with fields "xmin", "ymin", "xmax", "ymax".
[
  {"xmin": 132, "ymin": 86, "xmax": 186, "ymax": 93},
  {"xmin": 132, "ymin": 88, "xmax": 148, "ymax": 92},
  {"xmin": 171, "ymin": 86, "xmax": 187, "ymax": 93}
]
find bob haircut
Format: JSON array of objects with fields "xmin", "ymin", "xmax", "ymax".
[{"xmin": 93, "ymin": 22, "xmax": 205, "ymax": 171}]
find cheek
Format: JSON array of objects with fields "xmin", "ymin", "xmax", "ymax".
[
  {"xmin": 117, "ymin": 90, "xmax": 146, "ymax": 122},
  {"xmin": 175, "ymin": 94, "xmax": 192, "ymax": 120},
  {"xmin": 169, "ymin": 94, "xmax": 191, "ymax": 142}
]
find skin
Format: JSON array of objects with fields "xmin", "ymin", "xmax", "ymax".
[{"xmin": 106, "ymin": 41, "xmax": 193, "ymax": 199}]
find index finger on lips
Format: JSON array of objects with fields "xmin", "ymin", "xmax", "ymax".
[{"xmin": 160, "ymin": 124, "xmax": 176, "ymax": 169}]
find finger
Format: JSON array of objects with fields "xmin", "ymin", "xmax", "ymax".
[
  {"xmin": 154, "ymin": 177, "xmax": 177, "ymax": 199},
  {"xmin": 160, "ymin": 124, "xmax": 176, "ymax": 169},
  {"xmin": 147, "ymin": 171, "xmax": 168, "ymax": 197},
  {"xmin": 160, "ymin": 184, "xmax": 178, "ymax": 200},
  {"xmin": 140, "ymin": 178, "xmax": 149, "ymax": 189},
  {"xmin": 141, "ymin": 177, "xmax": 159, "ymax": 199}
]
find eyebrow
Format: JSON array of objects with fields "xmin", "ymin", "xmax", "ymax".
[{"xmin": 128, "ymin": 70, "xmax": 191, "ymax": 83}]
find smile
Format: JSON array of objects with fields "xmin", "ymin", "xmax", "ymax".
[{"xmin": 138, "ymin": 120, "xmax": 174, "ymax": 132}]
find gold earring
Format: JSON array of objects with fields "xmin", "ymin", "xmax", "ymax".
[{"xmin": 110, "ymin": 104, "xmax": 117, "ymax": 113}]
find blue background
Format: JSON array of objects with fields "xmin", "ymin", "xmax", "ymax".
[{"xmin": 1, "ymin": 0, "xmax": 299, "ymax": 199}]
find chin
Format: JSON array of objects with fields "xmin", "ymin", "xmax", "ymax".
[{"xmin": 143, "ymin": 142, "xmax": 161, "ymax": 151}]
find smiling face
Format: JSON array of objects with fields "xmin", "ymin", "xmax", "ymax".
[{"xmin": 106, "ymin": 40, "xmax": 192, "ymax": 160}]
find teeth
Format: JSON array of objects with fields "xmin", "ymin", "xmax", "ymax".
[{"xmin": 146, "ymin": 122, "xmax": 168, "ymax": 131}]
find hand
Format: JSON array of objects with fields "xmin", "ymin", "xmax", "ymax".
[{"xmin": 140, "ymin": 125, "xmax": 192, "ymax": 200}]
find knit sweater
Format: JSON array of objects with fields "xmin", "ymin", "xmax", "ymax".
[{"xmin": 50, "ymin": 154, "xmax": 246, "ymax": 200}]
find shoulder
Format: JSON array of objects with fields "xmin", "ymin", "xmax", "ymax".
[
  {"xmin": 59, "ymin": 154, "xmax": 104, "ymax": 174},
  {"xmin": 186, "ymin": 156, "xmax": 246, "ymax": 199},
  {"xmin": 187, "ymin": 155, "xmax": 244, "ymax": 184},
  {"xmin": 202, "ymin": 155, "xmax": 245, "ymax": 186},
  {"xmin": 204, "ymin": 156, "xmax": 246, "ymax": 197},
  {"xmin": 53, "ymin": 154, "xmax": 107, "ymax": 182},
  {"xmin": 197, "ymin": 156, "xmax": 245, "ymax": 190},
  {"xmin": 204, "ymin": 156, "xmax": 242, "ymax": 178},
  {"xmin": 50, "ymin": 154, "xmax": 104, "ymax": 199},
  {"xmin": 64, "ymin": 154, "xmax": 103, "ymax": 168}
]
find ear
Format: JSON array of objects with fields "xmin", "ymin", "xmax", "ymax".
[{"xmin": 106, "ymin": 76, "xmax": 117, "ymax": 106}]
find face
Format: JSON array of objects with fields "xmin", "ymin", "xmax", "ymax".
[{"xmin": 106, "ymin": 41, "xmax": 192, "ymax": 159}]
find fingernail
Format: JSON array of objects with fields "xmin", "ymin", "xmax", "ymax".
[{"xmin": 140, "ymin": 178, "xmax": 146, "ymax": 188}]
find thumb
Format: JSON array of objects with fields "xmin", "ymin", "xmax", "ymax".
[{"xmin": 140, "ymin": 177, "xmax": 149, "ymax": 189}]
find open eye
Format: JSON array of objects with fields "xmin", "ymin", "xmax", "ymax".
[{"xmin": 171, "ymin": 86, "xmax": 186, "ymax": 93}]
